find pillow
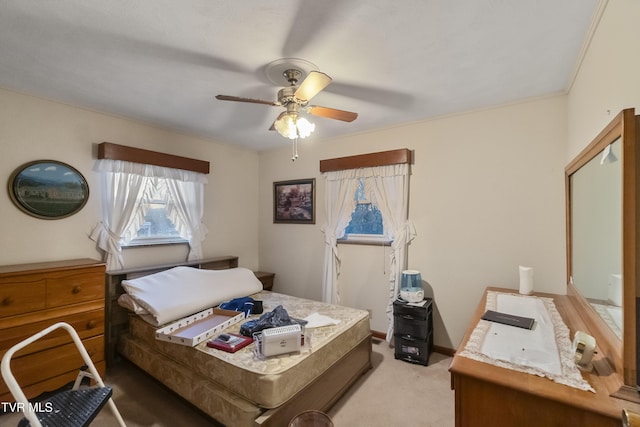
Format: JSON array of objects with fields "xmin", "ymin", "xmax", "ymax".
[
  {"xmin": 121, "ymin": 266, "xmax": 263, "ymax": 326},
  {"xmin": 117, "ymin": 293, "xmax": 149, "ymax": 315}
]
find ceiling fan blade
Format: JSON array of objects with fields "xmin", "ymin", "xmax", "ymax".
[
  {"xmin": 325, "ymin": 82, "xmax": 414, "ymax": 109},
  {"xmin": 269, "ymin": 111, "xmax": 287, "ymax": 131},
  {"xmin": 295, "ymin": 71, "xmax": 332, "ymax": 102},
  {"xmin": 307, "ymin": 106, "xmax": 358, "ymax": 122},
  {"xmin": 215, "ymin": 95, "xmax": 279, "ymax": 106},
  {"xmin": 282, "ymin": 0, "xmax": 346, "ymax": 57}
]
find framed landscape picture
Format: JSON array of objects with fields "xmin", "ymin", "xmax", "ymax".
[
  {"xmin": 273, "ymin": 178, "xmax": 315, "ymax": 224},
  {"xmin": 8, "ymin": 160, "xmax": 89, "ymax": 219}
]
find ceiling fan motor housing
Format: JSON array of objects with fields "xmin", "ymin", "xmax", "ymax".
[
  {"xmin": 216, "ymin": 58, "xmax": 358, "ymax": 128},
  {"xmin": 278, "ymin": 86, "xmax": 306, "ymax": 106}
]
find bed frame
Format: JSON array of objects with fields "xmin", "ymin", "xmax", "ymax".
[{"xmin": 104, "ymin": 256, "xmax": 373, "ymax": 426}]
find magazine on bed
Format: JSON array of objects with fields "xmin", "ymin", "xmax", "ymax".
[{"xmin": 207, "ymin": 333, "xmax": 254, "ymax": 353}]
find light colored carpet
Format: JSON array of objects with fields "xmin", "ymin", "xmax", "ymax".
[
  {"xmin": 328, "ymin": 339, "xmax": 454, "ymax": 427},
  {"xmin": 1, "ymin": 338, "xmax": 454, "ymax": 427}
]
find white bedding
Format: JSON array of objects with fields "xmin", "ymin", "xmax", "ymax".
[{"xmin": 120, "ymin": 266, "xmax": 263, "ymax": 325}]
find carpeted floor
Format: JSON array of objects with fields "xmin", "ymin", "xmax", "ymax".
[
  {"xmin": 1, "ymin": 338, "xmax": 454, "ymax": 426},
  {"xmin": 328, "ymin": 339, "xmax": 454, "ymax": 427}
]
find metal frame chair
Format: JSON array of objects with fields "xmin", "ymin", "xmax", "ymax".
[{"xmin": 1, "ymin": 322, "xmax": 126, "ymax": 427}]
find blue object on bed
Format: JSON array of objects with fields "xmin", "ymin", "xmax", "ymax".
[{"xmin": 220, "ymin": 297, "xmax": 263, "ymax": 316}]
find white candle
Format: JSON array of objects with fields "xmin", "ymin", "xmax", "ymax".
[{"xmin": 519, "ymin": 266, "xmax": 534, "ymax": 295}]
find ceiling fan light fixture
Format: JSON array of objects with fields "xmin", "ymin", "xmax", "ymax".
[
  {"xmin": 295, "ymin": 116, "xmax": 315, "ymax": 138},
  {"xmin": 274, "ymin": 112, "xmax": 315, "ymax": 140}
]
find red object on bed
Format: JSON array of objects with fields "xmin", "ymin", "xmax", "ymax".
[{"xmin": 206, "ymin": 333, "xmax": 253, "ymax": 353}]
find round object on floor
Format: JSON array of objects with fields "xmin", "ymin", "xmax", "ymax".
[{"xmin": 288, "ymin": 410, "xmax": 334, "ymax": 427}]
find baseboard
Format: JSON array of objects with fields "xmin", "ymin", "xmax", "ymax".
[
  {"xmin": 371, "ymin": 330, "xmax": 387, "ymax": 340},
  {"xmin": 433, "ymin": 345, "xmax": 455, "ymax": 357},
  {"xmin": 370, "ymin": 329, "xmax": 455, "ymax": 357}
]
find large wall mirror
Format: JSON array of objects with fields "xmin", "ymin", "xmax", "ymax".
[
  {"xmin": 571, "ymin": 138, "xmax": 622, "ymax": 339},
  {"xmin": 566, "ymin": 108, "xmax": 639, "ymax": 397}
]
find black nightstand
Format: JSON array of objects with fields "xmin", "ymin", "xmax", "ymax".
[{"xmin": 393, "ymin": 298, "xmax": 433, "ymax": 365}]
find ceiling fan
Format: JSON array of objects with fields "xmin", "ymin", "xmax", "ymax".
[{"xmin": 215, "ymin": 64, "xmax": 358, "ymax": 140}]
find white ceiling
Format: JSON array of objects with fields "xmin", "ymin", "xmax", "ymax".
[{"xmin": 0, "ymin": 0, "xmax": 602, "ymax": 151}]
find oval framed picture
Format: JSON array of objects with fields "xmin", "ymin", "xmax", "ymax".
[{"xmin": 8, "ymin": 160, "xmax": 89, "ymax": 220}]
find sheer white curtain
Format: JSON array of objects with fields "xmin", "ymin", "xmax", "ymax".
[
  {"xmin": 321, "ymin": 164, "xmax": 414, "ymax": 326},
  {"xmin": 90, "ymin": 159, "xmax": 208, "ymax": 270},
  {"xmin": 321, "ymin": 170, "xmax": 360, "ymax": 304},
  {"xmin": 166, "ymin": 176, "xmax": 208, "ymax": 261},
  {"xmin": 362, "ymin": 164, "xmax": 416, "ymax": 342},
  {"xmin": 90, "ymin": 160, "xmax": 149, "ymax": 270}
]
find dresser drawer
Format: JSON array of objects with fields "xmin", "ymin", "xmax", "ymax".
[
  {"xmin": 0, "ymin": 309, "xmax": 104, "ymax": 357},
  {"xmin": 0, "ymin": 278, "xmax": 46, "ymax": 317},
  {"xmin": 394, "ymin": 314, "xmax": 430, "ymax": 340},
  {"xmin": 0, "ymin": 334, "xmax": 104, "ymax": 396},
  {"xmin": 46, "ymin": 269, "xmax": 104, "ymax": 307},
  {"xmin": 394, "ymin": 333, "xmax": 432, "ymax": 366},
  {"xmin": 393, "ymin": 298, "xmax": 432, "ymax": 320}
]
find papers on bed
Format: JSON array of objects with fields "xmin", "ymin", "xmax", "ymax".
[
  {"xmin": 303, "ymin": 312, "xmax": 341, "ymax": 328},
  {"xmin": 120, "ymin": 266, "xmax": 263, "ymax": 326}
]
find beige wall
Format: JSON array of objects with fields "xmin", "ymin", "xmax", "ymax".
[
  {"xmin": 567, "ymin": 0, "xmax": 640, "ymax": 159},
  {"xmin": 259, "ymin": 96, "xmax": 568, "ymax": 347},
  {"xmin": 259, "ymin": 0, "xmax": 640, "ymax": 350},
  {"xmin": 0, "ymin": 87, "xmax": 260, "ymax": 270}
]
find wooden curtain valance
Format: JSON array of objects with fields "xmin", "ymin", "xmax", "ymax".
[
  {"xmin": 319, "ymin": 148, "xmax": 412, "ymax": 172},
  {"xmin": 98, "ymin": 142, "xmax": 210, "ymax": 174}
]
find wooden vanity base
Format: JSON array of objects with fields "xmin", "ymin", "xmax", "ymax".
[{"xmin": 449, "ymin": 287, "xmax": 640, "ymax": 427}]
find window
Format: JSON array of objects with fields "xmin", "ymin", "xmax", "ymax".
[
  {"xmin": 91, "ymin": 144, "xmax": 208, "ymax": 271},
  {"xmin": 124, "ymin": 179, "xmax": 186, "ymax": 246},
  {"xmin": 135, "ymin": 202, "xmax": 180, "ymax": 240},
  {"xmin": 340, "ymin": 179, "xmax": 390, "ymax": 244}
]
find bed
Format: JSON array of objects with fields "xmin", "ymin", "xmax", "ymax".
[{"xmin": 108, "ymin": 259, "xmax": 372, "ymax": 427}]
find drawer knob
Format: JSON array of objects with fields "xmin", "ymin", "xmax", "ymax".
[
  {"xmin": 72, "ymin": 286, "xmax": 81, "ymax": 294},
  {"xmin": 86, "ymin": 320, "xmax": 97, "ymax": 329},
  {"xmin": 2, "ymin": 296, "xmax": 13, "ymax": 306}
]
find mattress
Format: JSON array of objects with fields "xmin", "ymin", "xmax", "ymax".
[
  {"xmin": 118, "ymin": 290, "xmax": 370, "ymax": 410},
  {"xmin": 120, "ymin": 266, "xmax": 264, "ymax": 326}
]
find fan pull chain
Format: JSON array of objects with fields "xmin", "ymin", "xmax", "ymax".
[{"xmin": 291, "ymin": 138, "xmax": 299, "ymax": 161}]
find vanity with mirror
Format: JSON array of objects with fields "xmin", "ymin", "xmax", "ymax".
[
  {"xmin": 565, "ymin": 107, "xmax": 639, "ymax": 398},
  {"xmin": 449, "ymin": 109, "xmax": 640, "ymax": 426},
  {"xmin": 569, "ymin": 138, "xmax": 622, "ymax": 340}
]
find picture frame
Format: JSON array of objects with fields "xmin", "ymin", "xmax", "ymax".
[
  {"xmin": 8, "ymin": 160, "xmax": 89, "ymax": 220},
  {"xmin": 273, "ymin": 178, "xmax": 315, "ymax": 224}
]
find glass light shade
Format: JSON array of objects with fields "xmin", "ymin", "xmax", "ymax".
[
  {"xmin": 400, "ymin": 269, "xmax": 424, "ymax": 302},
  {"xmin": 295, "ymin": 117, "xmax": 315, "ymax": 138},
  {"xmin": 274, "ymin": 112, "xmax": 315, "ymax": 140}
]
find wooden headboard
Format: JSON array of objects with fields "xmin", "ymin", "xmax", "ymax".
[{"xmin": 104, "ymin": 256, "xmax": 239, "ymax": 367}]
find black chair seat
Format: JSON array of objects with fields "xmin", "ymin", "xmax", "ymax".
[{"xmin": 18, "ymin": 387, "xmax": 113, "ymax": 427}]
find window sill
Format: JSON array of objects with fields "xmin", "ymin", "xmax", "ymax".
[
  {"xmin": 337, "ymin": 239, "xmax": 392, "ymax": 247},
  {"xmin": 122, "ymin": 239, "xmax": 189, "ymax": 249}
]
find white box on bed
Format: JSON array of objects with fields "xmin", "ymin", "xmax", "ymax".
[{"xmin": 155, "ymin": 307, "xmax": 245, "ymax": 347}]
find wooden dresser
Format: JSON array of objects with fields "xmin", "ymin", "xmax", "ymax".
[
  {"xmin": 450, "ymin": 287, "xmax": 640, "ymax": 427},
  {"xmin": 0, "ymin": 258, "xmax": 106, "ymax": 402}
]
